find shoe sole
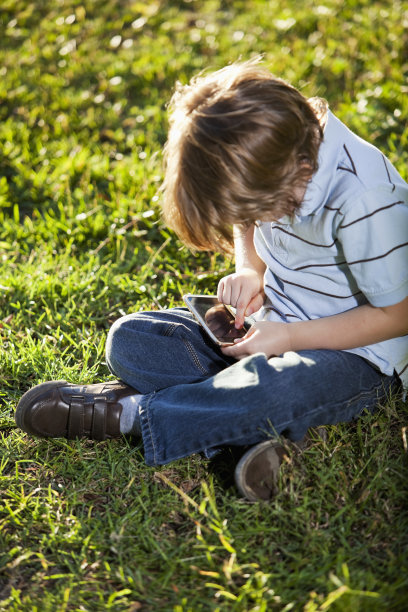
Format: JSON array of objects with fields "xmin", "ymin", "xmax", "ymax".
[
  {"xmin": 15, "ymin": 380, "xmax": 67, "ymax": 434},
  {"xmin": 234, "ymin": 439, "xmax": 284, "ymax": 502}
]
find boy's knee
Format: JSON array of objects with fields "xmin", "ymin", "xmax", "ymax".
[
  {"xmin": 105, "ymin": 314, "xmax": 134, "ymax": 371},
  {"xmin": 105, "ymin": 312, "xmax": 157, "ymax": 371}
]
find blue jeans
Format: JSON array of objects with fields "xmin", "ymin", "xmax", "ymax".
[{"xmin": 105, "ymin": 308, "xmax": 400, "ymax": 466}]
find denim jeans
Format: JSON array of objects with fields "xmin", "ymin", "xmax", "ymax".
[{"xmin": 105, "ymin": 308, "xmax": 400, "ymax": 466}]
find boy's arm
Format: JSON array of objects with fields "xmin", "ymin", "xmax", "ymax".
[
  {"xmin": 221, "ymin": 297, "xmax": 408, "ymax": 359},
  {"xmin": 217, "ymin": 224, "xmax": 266, "ymax": 328},
  {"xmin": 287, "ymin": 298, "xmax": 408, "ymax": 351},
  {"xmin": 233, "ymin": 224, "xmax": 266, "ymax": 274}
]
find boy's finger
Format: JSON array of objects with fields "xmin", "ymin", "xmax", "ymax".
[
  {"xmin": 220, "ymin": 343, "xmax": 239, "ymax": 356},
  {"xmin": 234, "ymin": 298, "xmax": 248, "ymax": 328},
  {"xmin": 221, "ymin": 283, "xmax": 232, "ymax": 306},
  {"xmin": 234, "ymin": 312, "xmax": 244, "ymax": 329},
  {"xmin": 221, "ymin": 340, "xmax": 248, "ymax": 360},
  {"xmin": 217, "ymin": 278, "xmax": 226, "ymax": 303},
  {"xmin": 247, "ymin": 292, "xmax": 265, "ymax": 314}
]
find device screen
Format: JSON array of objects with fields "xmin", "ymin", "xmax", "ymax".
[{"xmin": 184, "ymin": 295, "xmax": 249, "ymax": 344}]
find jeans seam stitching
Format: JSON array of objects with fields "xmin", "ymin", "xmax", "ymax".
[
  {"xmin": 163, "ymin": 323, "xmax": 177, "ymax": 337},
  {"xmin": 343, "ymin": 380, "xmax": 386, "ymax": 405},
  {"xmin": 162, "ymin": 320, "xmax": 209, "ymax": 376},
  {"xmin": 181, "ymin": 338, "xmax": 209, "ymax": 376},
  {"xmin": 144, "ymin": 393, "xmax": 157, "ymax": 462}
]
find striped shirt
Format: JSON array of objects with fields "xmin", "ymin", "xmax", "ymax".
[{"xmin": 254, "ymin": 110, "xmax": 408, "ymax": 387}]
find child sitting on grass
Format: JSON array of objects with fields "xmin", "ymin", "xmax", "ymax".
[{"xmin": 15, "ymin": 59, "xmax": 408, "ymax": 501}]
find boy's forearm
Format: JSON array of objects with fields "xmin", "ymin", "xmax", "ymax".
[
  {"xmin": 287, "ymin": 299, "xmax": 408, "ymax": 352},
  {"xmin": 233, "ymin": 224, "xmax": 266, "ymax": 275}
]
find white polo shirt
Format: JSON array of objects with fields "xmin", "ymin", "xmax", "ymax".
[{"xmin": 254, "ymin": 110, "xmax": 408, "ymax": 387}]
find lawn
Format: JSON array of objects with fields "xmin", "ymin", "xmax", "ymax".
[{"xmin": 0, "ymin": 0, "xmax": 407, "ymax": 610}]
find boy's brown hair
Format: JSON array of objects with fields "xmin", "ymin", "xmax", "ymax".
[{"xmin": 161, "ymin": 59, "xmax": 326, "ymax": 252}]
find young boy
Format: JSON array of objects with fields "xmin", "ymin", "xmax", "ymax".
[{"xmin": 15, "ymin": 60, "xmax": 408, "ymax": 501}]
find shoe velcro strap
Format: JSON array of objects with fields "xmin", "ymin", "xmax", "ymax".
[
  {"xmin": 91, "ymin": 399, "xmax": 107, "ymax": 440},
  {"xmin": 68, "ymin": 399, "xmax": 85, "ymax": 439}
]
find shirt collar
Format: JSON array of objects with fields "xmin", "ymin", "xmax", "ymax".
[{"xmin": 297, "ymin": 110, "xmax": 345, "ymax": 217}]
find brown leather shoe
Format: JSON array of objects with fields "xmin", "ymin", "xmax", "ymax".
[
  {"xmin": 15, "ymin": 380, "xmax": 136, "ymax": 440},
  {"xmin": 234, "ymin": 440, "xmax": 287, "ymax": 501}
]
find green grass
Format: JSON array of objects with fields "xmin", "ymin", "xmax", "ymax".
[{"xmin": 1, "ymin": 0, "xmax": 407, "ymax": 609}]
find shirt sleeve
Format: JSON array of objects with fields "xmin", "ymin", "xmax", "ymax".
[{"xmin": 337, "ymin": 184, "xmax": 408, "ymax": 307}]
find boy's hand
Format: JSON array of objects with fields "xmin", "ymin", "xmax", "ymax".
[
  {"xmin": 221, "ymin": 296, "xmax": 408, "ymax": 361},
  {"xmin": 217, "ymin": 268, "xmax": 265, "ymax": 329},
  {"xmin": 220, "ymin": 321, "xmax": 291, "ymax": 359}
]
